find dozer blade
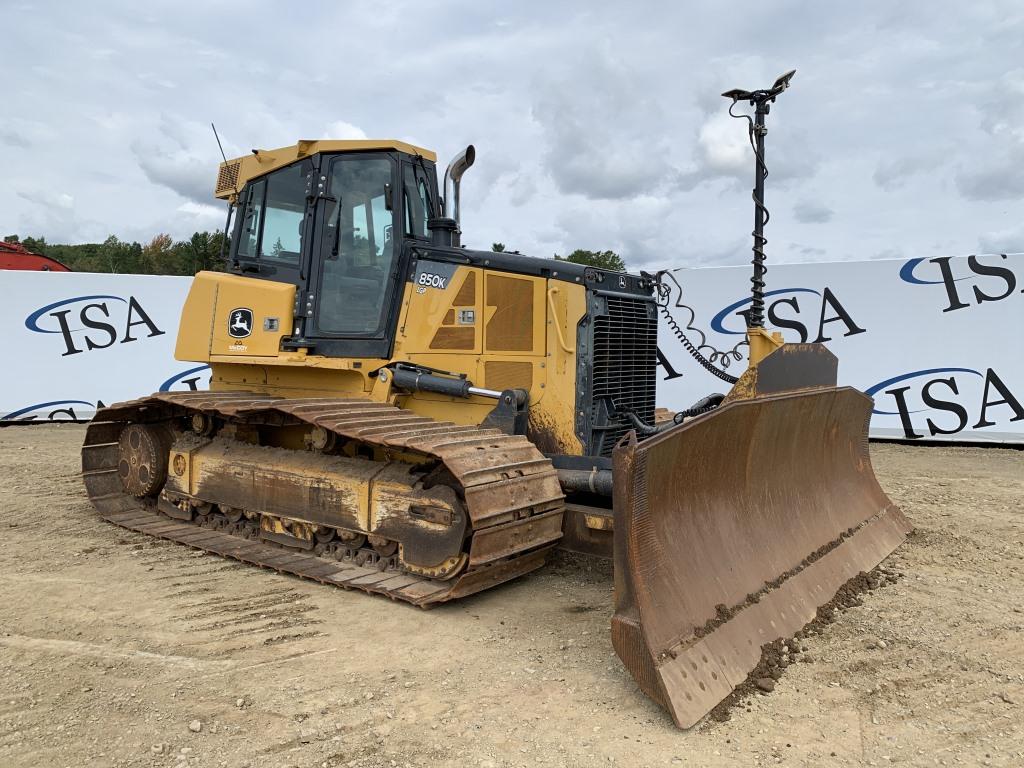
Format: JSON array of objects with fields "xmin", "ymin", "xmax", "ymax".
[{"xmin": 611, "ymin": 385, "xmax": 912, "ymax": 728}]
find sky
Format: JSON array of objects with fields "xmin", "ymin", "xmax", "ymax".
[{"xmin": 2, "ymin": 1, "xmax": 1022, "ymax": 271}]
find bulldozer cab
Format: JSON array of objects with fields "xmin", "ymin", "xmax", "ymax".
[{"xmin": 223, "ymin": 143, "xmax": 440, "ymax": 358}]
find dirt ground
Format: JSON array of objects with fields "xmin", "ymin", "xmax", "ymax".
[{"xmin": 0, "ymin": 425, "xmax": 1021, "ymax": 768}]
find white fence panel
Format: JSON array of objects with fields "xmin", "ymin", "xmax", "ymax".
[
  {"xmin": 655, "ymin": 254, "xmax": 1023, "ymax": 443},
  {"xmin": 1, "ymin": 271, "xmax": 205, "ymax": 421},
  {"xmin": 3, "ymin": 254, "xmax": 1021, "ymax": 443}
]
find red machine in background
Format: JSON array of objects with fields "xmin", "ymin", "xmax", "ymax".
[{"xmin": 0, "ymin": 241, "xmax": 70, "ymax": 271}]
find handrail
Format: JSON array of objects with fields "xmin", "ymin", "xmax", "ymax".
[{"xmin": 546, "ymin": 287, "xmax": 573, "ymax": 354}]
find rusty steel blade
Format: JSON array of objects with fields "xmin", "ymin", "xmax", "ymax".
[{"xmin": 611, "ymin": 386, "xmax": 911, "ymax": 728}]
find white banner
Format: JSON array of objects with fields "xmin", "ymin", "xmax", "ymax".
[
  {"xmin": 655, "ymin": 254, "xmax": 1023, "ymax": 443},
  {"xmin": 0, "ymin": 271, "xmax": 208, "ymax": 422},
  {"xmin": 3, "ymin": 255, "xmax": 1021, "ymax": 443}
]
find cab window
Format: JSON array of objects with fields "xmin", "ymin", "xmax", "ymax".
[
  {"xmin": 236, "ymin": 179, "xmax": 264, "ymax": 259},
  {"xmin": 235, "ymin": 160, "xmax": 310, "ymax": 266}
]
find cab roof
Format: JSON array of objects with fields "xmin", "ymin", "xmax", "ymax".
[{"xmin": 214, "ymin": 139, "xmax": 437, "ymax": 201}]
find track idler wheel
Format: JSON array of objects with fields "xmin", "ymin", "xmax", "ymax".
[
  {"xmin": 314, "ymin": 526, "xmax": 337, "ymax": 544},
  {"xmin": 338, "ymin": 531, "xmax": 367, "ymax": 549},
  {"xmin": 220, "ymin": 505, "xmax": 244, "ymax": 523},
  {"xmin": 117, "ymin": 424, "xmax": 171, "ymax": 497},
  {"xmin": 368, "ymin": 535, "xmax": 398, "ymax": 557}
]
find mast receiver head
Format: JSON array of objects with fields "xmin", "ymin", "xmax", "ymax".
[{"xmin": 721, "ymin": 70, "xmax": 796, "ymax": 103}]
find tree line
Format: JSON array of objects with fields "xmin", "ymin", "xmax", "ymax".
[
  {"xmin": 492, "ymin": 243, "xmax": 626, "ymax": 271},
  {"xmin": 4, "ymin": 232, "xmax": 626, "ymax": 275},
  {"xmin": 3, "ymin": 232, "xmax": 229, "ymax": 275}
]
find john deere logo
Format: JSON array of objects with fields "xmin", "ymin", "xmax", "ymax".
[{"xmin": 228, "ymin": 308, "xmax": 253, "ymax": 339}]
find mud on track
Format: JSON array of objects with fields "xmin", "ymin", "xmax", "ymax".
[{"xmin": 1, "ymin": 425, "xmax": 1022, "ymax": 767}]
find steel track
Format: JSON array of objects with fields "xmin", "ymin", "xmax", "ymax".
[{"xmin": 82, "ymin": 392, "xmax": 565, "ymax": 607}]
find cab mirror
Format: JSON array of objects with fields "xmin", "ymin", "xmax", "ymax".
[{"xmin": 384, "ymin": 183, "xmax": 393, "ymax": 211}]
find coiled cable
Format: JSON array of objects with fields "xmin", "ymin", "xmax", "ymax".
[{"xmin": 655, "ymin": 271, "xmax": 743, "ymax": 385}]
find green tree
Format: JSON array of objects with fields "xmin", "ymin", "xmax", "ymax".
[
  {"xmin": 554, "ymin": 249, "xmax": 626, "ymax": 272},
  {"xmin": 3, "ymin": 231, "xmax": 227, "ymax": 274},
  {"xmin": 95, "ymin": 235, "xmax": 144, "ymax": 273},
  {"xmin": 141, "ymin": 234, "xmax": 177, "ymax": 274},
  {"xmin": 491, "ymin": 242, "xmax": 506, "ymax": 252},
  {"xmin": 183, "ymin": 231, "xmax": 227, "ymax": 273},
  {"xmin": 21, "ymin": 236, "xmax": 48, "ymax": 255}
]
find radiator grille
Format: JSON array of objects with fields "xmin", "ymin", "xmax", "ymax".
[{"xmin": 592, "ymin": 296, "xmax": 658, "ymax": 456}]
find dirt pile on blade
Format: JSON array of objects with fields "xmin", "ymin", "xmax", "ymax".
[
  {"xmin": 611, "ymin": 387, "xmax": 912, "ymax": 728},
  {"xmin": 707, "ymin": 564, "xmax": 904, "ymax": 722}
]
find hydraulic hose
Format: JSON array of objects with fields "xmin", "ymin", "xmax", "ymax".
[
  {"xmin": 673, "ymin": 393, "xmax": 726, "ymax": 422},
  {"xmin": 621, "ymin": 393, "xmax": 725, "ymax": 435}
]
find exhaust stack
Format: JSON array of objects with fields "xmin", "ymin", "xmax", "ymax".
[{"xmin": 444, "ymin": 144, "xmax": 475, "ymax": 231}]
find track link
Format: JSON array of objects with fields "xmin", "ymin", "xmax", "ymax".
[{"xmin": 81, "ymin": 392, "xmax": 565, "ymax": 607}]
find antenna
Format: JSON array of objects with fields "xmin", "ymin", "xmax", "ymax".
[
  {"xmin": 210, "ymin": 122, "xmax": 233, "ymax": 268},
  {"xmin": 211, "ymin": 122, "xmax": 228, "ymax": 164},
  {"xmin": 721, "ymin": 70, "xmax": 795, "ymax": 329}
]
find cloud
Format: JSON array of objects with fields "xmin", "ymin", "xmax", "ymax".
[
  {"xmin": 324, "ymin": 121, "xmax": 367, "ymax": 140},
  {"xmin": 176, "ymin": 201, "xmax": 224, "ymax": 219},
  {"xmin": 17, "ymin": 189, "xmax": 74, "ymax": 210},
  {"xmin": 799, "ymin": 245, "xmax": 827, "ymax": 259},
  {"xmin": 134, "ymin": 149, "xmax": 211, "ymax": 204},
  {"xmin": 695, "ymin": 112, "xmax": 751, "ymax": 177},
  {"xmin": 0, "ymin": 117, "xmax": 57, "ymax": 150},
  {"xmin": 675, "ymin": 107, "xmax": 820, "ymax": 192},
  {"xmin": 793, "ymin": 200, "xmax": 834, "ymax": 223},
  {"xmin": 979, "ymin": 224, "xmax": 1024, "ymax": 254},
  {"xmin": 14, "ymin": 189, "xmax": 101, "ymax": 242},
  {"xmin": 532, "ymin": 53, "xmax": 673, "ymax": 201},
  {"xmin": 0, "ymin": 1, "xmax": 1021, "ymax": 269},
  {"xmin": 131, "ymin": 115, "xmax": 219, "ymax": 204},
  {"xmin": 506, "ymin": 172, "xmax": 537, "ymax": 207},
  {"xmin": 0, "ymin": 128, "xmax": 31, "ymax": 149},
  {"xmin": 953, "ymin": 68, "xmax": 1024, "ymax": 201},
  {"xmin": 954, "ymin": 146, "xmax": 1024, "ymax": 201},
  {"xmin": 127, "ymin": 201, "xmax": 227, "ymax": 243},
  {"xmin": 873, "ymin": 154, "xmax": 940, "ymax": 190}
]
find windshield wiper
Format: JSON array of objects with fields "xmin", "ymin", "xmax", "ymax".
[
  {"xmin": 413, "ymin": 153, "xmax": 436, "ymax": 217},
  {"xmin": 330, "ymin": 196, "xmax": 343, "ymax": 258}
]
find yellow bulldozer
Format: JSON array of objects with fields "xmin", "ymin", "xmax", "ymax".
[{"xmin": 82, "ymin": 73, "xmax": 911, "ymax": 728}]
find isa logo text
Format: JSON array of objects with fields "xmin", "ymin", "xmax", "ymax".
[
  {"xmin": 25, "ymin": 294, "xmax": 165, "ymax": 357},
  {"xmin": 899, "ymin": 255, "xmax": 1021, "ymax": 313},
  {"xmin": 710, "ymin": 286, "xmax": 866, "ymax": 343},
  {"xmin": 866, "ymin": 366, "xmax": 1023, "ymax": 439}
]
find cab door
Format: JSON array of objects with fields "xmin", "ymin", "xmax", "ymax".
[{"xmin": 304, "ymin": 152, "xmax": 404, "ymax": 359}]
